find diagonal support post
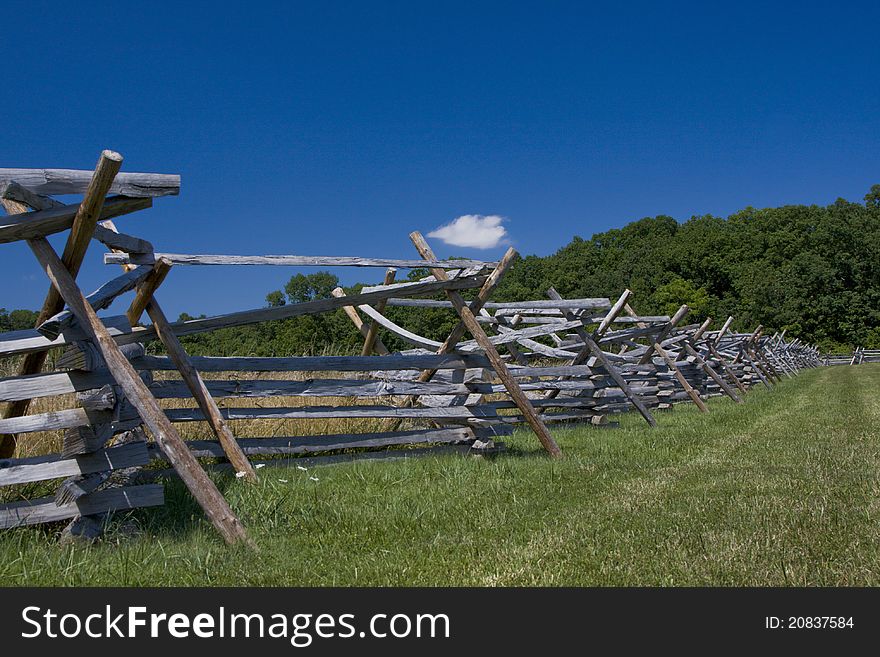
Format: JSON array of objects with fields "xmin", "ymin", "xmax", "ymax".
[
  {"xmin": 543, "ymin": 288, "xmax": 631, "ymax": 400},
  {"xmin": 27, "ymin": 236, "xmax": 252, "ymax": 546},
  {"xmin": 683, "ymin": 342, "xmax": 743, "ymax": 403},
  {"xmin": 654, "ymin": 342, "xmax": 709, "ymax": 412},
  {"xmin": 361, "ymin": 268, "xmax": 396, "ymax": 355},
  {"xmin": 331, "ymin": 287, "xmax": 391, "ymax": 355},
  {"xmin": 101, "ymin": 221, "xmax": 258, "ymax": 481},
  {"xmin": 410, "ymin": 233, "xmax": 561, "ymax": 457},
  {"xmin": 0, "ymin": 151, "xmax": 122, "ymax": 458},
  {"xmin": 548, "ymin": 288, "xmax": 657, "ymax": 427}
]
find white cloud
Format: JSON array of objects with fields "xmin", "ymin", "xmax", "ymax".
[{"xmin": 427, "ymin": 214, "xmax": 507, "ymax": 249}]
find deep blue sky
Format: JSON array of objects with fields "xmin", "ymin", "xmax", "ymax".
[{"xmin": 2, "ymin": 1, "xmax": 878, "ymax": 319}]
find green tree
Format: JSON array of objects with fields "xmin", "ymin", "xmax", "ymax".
[
  {"xmin": 284, "ymin": 271, "xmax": 339, "ymax": 304},
  {"xmin": 651, "ymin": 277, "xmax": 711, "ymax": 320},
  {"xmin": 265, "ymin": 290, "xmax": 286, "ymax": 307}
]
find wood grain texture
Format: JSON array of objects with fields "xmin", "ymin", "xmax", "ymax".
[
  {"xmin": 149, "ymin": 428, "xmax": 477, "ymax": 459},
  {"xmin": 0, "ymin": 485, "xmax": 164, "ymax": 529},
  {"xmin": 547, "ymin": 287, "xmax": 656, "ymax": 427},
  {"xmin": 410, "ymin": 233, "xmax": 561, "ymax": 457},
  {"xmin": 683, "ymin": 342, "xmax": 743, "ymax": 403},
  {"xmin": 146, "ymin": 297, "xmax": 257, "ymax": 481},
  {"xmin": 27, "ymin": 236, "xmax": 252, "ymax": 546},
  {"xmin": 37, "ymin": 265, "xmax": 153, "ymax": 339},
  {"xmin": 127, "ymin": 257, "xmax": 172, "ymax": 324},
  {"xmin": 653, "ymin": 342, "xmax": 709, "ymax": 412},
  {"xmin": 0, "ymin": 180, "xmax": 63, "ymax": 211},
  {"xmin": 638, "ymin": 304, "xmax": 689, "ymax": 364},
  {"xmin": 0, "ymin": 195, "xmax": 149, "ymax": 244},
  {"xmin": 0, "ymin": 168, "xmax": 179, "ymax": 197},
  {"xmin": 92, "ymin": 224, "xmax": 154, "ymax": 254},
  {"xmin": 0, "ymin": 315, "xmax": 132, "ymax": 357},
  {"xmin": 105, "ymin": 252, "xmax": 495, "ymax": 269},
  {"xmin": 114, "ymin": 274, "xmax": 487, "ymax": 344},
  {"xmin": 331, "ymin": 288, "xmax": 391, "ymax": 355},
  {"xmin": 361, "ymin": 268, "xmax": 396, "ymax": 355},
  {"xmin": 162, "ymin": 404, "xmax": 500, "ymax": 422},
  {"xmin": 384, "ymin": 298, "xmax": 613, "ymax": 310},
  {"xmin": 133, "ymin": 353, "xmax": 492, "ymax": 372},
  {"xmin": 0, "ymin": 441, "xmax": 149, "ymax": 486},
  {"xmin": 1, "ymin": 153, "xmax": 125, "ymax": 456},
  {"xmin": 0, "ymin": 369, "xmax": 117, "ymax": 403}
]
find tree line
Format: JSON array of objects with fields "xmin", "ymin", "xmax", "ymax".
[{"xmin": 2, "ymin": 186, "xmax": 877, "ymax": 355}]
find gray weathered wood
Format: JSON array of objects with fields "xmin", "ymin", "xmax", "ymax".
[
  {"xmin": 653, "ymin": 342, "xmax": 709, "ymax": 412},
  {"xmin": 163, "ymin": 404, "xmax": 499, "ymax": 422},
  {"xmin": 638, "ymin": 304, "xmax": 689, "ymax": 364},
  {"xmin": 151, "ymin": 427, "xmax": 477, "ymax": 459},
  {"xmin": 76, "ymin": 384, "xmax": 117, "ymax": 412},
  {"xmin": 683, "ymin": 342, "xmax": 743, "ymax": 403},
  {"xmin": 0, "ymin": 369, "xmax": 117, "ymax": 403},
  {"xmin": 691, "ymin": 317, "xmax": 713, "ymax": 343},
  {"xmin": 0, "ymin": 195, "xmax": 150, "ymax": 244},
  {"xmin": 55, "ymin": 472, "xmax": 111, "ymax": 505},
  {"xmin": 146, "ymin": 376, "xmax": 604, "ymax": 400},
  {"xmin": 134, "ymin": 353, "xmax": 492, "ymax": 372},
  {"xmin": 93, "ymin": 224, "xmax": 154, "ymax": 254},
  {"xmin": 0, "ymin": 441, "xmax": 149, "ymax": 486},
  {"xmin": 57, "ymin": 340, "xmax": 144, "ymax": 372},
  {"xmin": 27, "ymin": 235, "xmax": 252, "ymax": 546},
  {"xmin": 0, "ymin": 485, "xmax": 164, "ymax": 529},
  {"xmin": 547, "ymin": 287, "xmax": 656, "ymax": 427},
  {"xmin": 383, "ymin": 298, "xmax": 614, "ymax": 310},
  {"xmin": 331, "ymin": 287, "xmax": 391, "ymax": 355},
  {"xmin": 140, "ymin": 443, "xmax": 506, "ymax": 482},
  {"xmin": 0, "ymin": 168, "xmax": 180, "ymax": 197},
  {"xmin": 708, "ymin": 342, "xmax": 748, "ymax": 394},
  {"xmin": 0, "ymin": 180, "xmax": 63, "ymax": 211},
  {"xmin": 127, "ymin": 257, "xmax": 173, "ymax": 324},
  {"xmin": 116, "ymin": 274, "xmax": 487, "ymax": 344},
  {"xmin": 37, "ymin": 266, "xmax": 154, "ymax": 339},
  {"xmin": 362, "ymin": 268, "xmax": 396, "ymax": 355},
  {"xmin": 1, "ymin": 153, "xmax": 127, "ymax": 457},
  {"xmin": 0, "ymin": 315, "xmax": 132, "ymax": 357},
  {"xmin": 410, "ymin": 233, "xmax": 562, "ymax": 457},
  {"xmin": 0, "ymin": 406, "xmax": 120, "ymax": 435},
  {"xmin": 105, "ymin": 252, "xmax": 495, "ymax": 269},
  {"xmin": 714, "ymin": 316, "xmax": 734, "ymax": 345},
  {"xmin": 62, "ymin": 424, "xmax": 115, "ymax": 457},
  {"xmin": 145, "ymin": 296, "xmax": 257, "ymax": 481},
  {"xmin": 596, "ymin": 289, "xmax": 633, "ymax": 335}
]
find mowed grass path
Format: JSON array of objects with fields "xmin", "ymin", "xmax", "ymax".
[{"xmin": 1, "ymin": 364, "xmax": 878, "ymax": 586}]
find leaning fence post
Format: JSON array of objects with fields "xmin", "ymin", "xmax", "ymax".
[
  {"xmin": 361, "ymin": 268, "xmax": 396, "ymax": 355},
  {"xmin": 26, "ymin": 236, "xmax": 253, "ymax": 546},
  {"xmin": 409, "ymin": 232, "xmax": 562, "ymax": 457},
  {"xmin": 0, "ymin": 151, "xmax": 122, "ymax": 458},
  {"xmin": 547, "ymin": 288, "xmax": 657, "ymax": 427}
]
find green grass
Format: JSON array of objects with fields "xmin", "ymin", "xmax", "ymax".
[{"xmin": 2, "ymin": 364, "xmax": 879, "ymax": 586}]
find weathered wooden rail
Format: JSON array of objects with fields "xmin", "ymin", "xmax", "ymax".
[{"xmin": 0, "ymin": 151, "xmax": 820, "ymax": 544}]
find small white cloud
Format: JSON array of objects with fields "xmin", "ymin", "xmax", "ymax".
[{"xmin": 427, "ymin": 214, "xmax": 507, "ymax": 249}]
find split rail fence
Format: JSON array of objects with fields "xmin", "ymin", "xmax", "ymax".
[{"xmin": 0, "ymin": 151, "xmax": 820, "ymax": 544}]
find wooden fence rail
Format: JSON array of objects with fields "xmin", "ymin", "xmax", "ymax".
[{"xmin": 0, "ymin": 150, "xmax": 821, "ymax": 544}]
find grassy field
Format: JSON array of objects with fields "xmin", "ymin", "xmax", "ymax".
[{"xmin": 1, "ymin": 364, "xmax": 878, "ymax": 586}]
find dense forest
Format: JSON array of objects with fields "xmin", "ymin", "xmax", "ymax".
[
  {"xmin": 495, "ymin": 185, "xmax": 880, "ymax": 352},
  {"xmin": 2, "ymin": 187, "xmax": 878, "ymax": 355}
]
